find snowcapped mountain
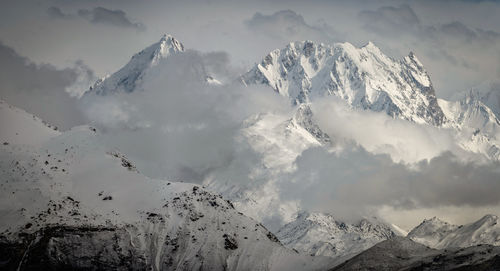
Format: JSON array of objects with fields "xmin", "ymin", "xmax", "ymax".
[
  {"xmin": 57, "ymin": 34, "xmax": 500, "ymax": 269},
  {"xmin": 242, "ymin": 40, "xmax": 445, "ymax": 126},
  {"xmin": 276, "ymin": 212, "xmax": 397, "ymax": 260},
  {"xmin": 0, "ymin": 101, "xmax": 334, "ymax": 270},
  {"xmin": 89, "ymin": 34, "xmax": 185, "ymax": 95},
  {"xmin": 408, "ymin": 215, "xmax": 500, "ymax": 249},
  {"xmin": 331, "ymin": 236, "xmax": 500, "ymax": 271},
  {"xmin": 439, "ymin": 92, "xmax": 500, "ymax": 159}
]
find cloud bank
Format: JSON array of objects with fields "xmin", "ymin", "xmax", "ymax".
[
  {"xmin": 0, "ymin": 42, "xmax": 91, "ymax": 130},
  {"xmin": 78, "ymin": 7, "xmax": 146, "ymax": 31},
  {"xmin": 47, "ymin": 6, "xmax": 145, "ymax": 31}
]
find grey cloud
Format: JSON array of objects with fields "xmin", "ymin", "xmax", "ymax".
[
  {"xmin": 77, "ymin": 7, "xmax": 145, "ymax": 31},
  {"xmin": 359, "ymin": 4, "xmax": 500, "ymax": 44},
  {"xmin": 81, "ymin": 49, "xmax": 288, "ymax": 181},
  {"xmin": 279, "ymin": 147, "xmax": 500, "ymax": 221},
  {"xmin": 47, "ymin": 6, "xmax": 70, "ymax": 19},
  {"xmin": 440, "ymin": 21, "xmax": 478, "ymax": 41},
  {"xmin": 358, "ymin": 5, "xmax": 420, "ymax": 37},
  {"xmin": 0, "ymin": 42, "xmax": 90, "ymax": 130},
  {"xmin": 245, "ymin": 9, "xmax": 338, "ymax": 42}
]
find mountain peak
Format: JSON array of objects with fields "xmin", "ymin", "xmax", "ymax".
[
  {"xmin": 361, "ymin": 41, "xmax": 382, "ymax": 53},
  {"xmin": 88, "ymin": 34, "xmax": 185, "ymax": 95},
  {"xmin": 276, "ymin": 211, "xmax": 395, "ymax": 258},
  {"xmin": 242, "ymin": 39, "xmax": 446, "ymax": 126},
  {"xmin": 153, "ymin": 34, "xmax": 185, "ymax": 64}
]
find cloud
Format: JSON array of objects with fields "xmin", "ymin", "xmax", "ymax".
[
  {"xmin": 77, "ymin": 7, "xmax": 145, "ymax": 31},
  {"xmin": 278, "ymin": 145, "xmax": 500, "ymax": 223},
  {"xmin": 47, "ymin": 6, "xmax": 70, "ymax": 19},
  {"xmin": 0, "ymin": 42, "xmax": 91, "ymax": 130},
  {"xmin": 359, "ymin": 5, "xmax": 420, "ymax": 37},
  {"xmin": 359, "ymin": 4, "xmax": 500, "ymax": 44},
  {"xmin": 245, "ymin": 9, "xmax": 339, "ymax": 43},
  {"xmin": 46, "ymin": 6, "xmax": 145, "ymax": 31},
  {"xmin": 81, "ymin": 49, "xmax": 290, "ymax": 182},
  {"xmin": 311, "ymin": 97, "xmax": 474, "ymax": 164}
]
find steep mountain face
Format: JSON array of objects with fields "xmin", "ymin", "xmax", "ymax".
[
  {"xmin": 439, "ymin": 92, "xmax": 500, "ymax": 160},
  {"xmin": 408, "ymin": 215, "xmax": 500, "ymax": 249},
  {"xmin": 242, "ymin": 41, "xmax": 445, "ymax": 126},
  {"xmin": 331, "ymin": 237, "xmax": 500, "ymax": 271},
  {"xmin": 0, "ymin": 101, "xmax": 334, "ymax": 271},
  {"xmin": 89, "ymin": 34, "xmax": 185, "ymax": 95},
  {"xmin": 406, "ymin": 217, "xmax": 460, "ymax": 248},
  {"xmin": 276, "ymin": 212, "xmax": 397, "ymax": 260}
]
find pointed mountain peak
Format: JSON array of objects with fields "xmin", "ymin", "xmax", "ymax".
[
  {"xmin": 422, "ymin": 216, "xmax": 448, "ymax": 224},
  {"xmin": 362, "ymin": 41, "xmax": 381, "ymax": 53},
  {"xmin": 88, "ymin": 34, "xmax": 186, "ymax": 95},
  {"xmin": 149, "ymin": 34, "xmax": 185, "ymax": 65},
  {"xmin": 158, "ymin": 34, "xmax": 184, "ymax": 52}
]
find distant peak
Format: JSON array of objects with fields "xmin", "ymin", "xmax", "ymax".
[
  {"xmin": 157, "ymin": 34, "xmax": 184, "ymax": 52},
  {"xmin": 160, "ymin": 33, "xmax": 171, "ymax": 41},
  {"xmin": 362, "ymin": 41, "xmax": 379, "ymax": 50},
  {"xmin": 420, "ymin": 216, "xmax": 449, "ymax": 226}
]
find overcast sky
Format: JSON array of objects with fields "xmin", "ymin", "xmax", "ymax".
[
  {"xmin": 1, "ymin": 0, "xmax": 499, "ymax": 99},
  {"xmin": 1, "ymin": 0, "xmax": 500, "ymax": 230}
]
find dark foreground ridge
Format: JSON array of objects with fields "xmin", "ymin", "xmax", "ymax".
[{"xmin": 331, "ymin": 236, "xmax": 500, "ymax": 271}]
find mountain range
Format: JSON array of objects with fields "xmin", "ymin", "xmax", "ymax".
[{"xmin": 2, "ymin": 34, "xmax": 500, "ymax": 270}]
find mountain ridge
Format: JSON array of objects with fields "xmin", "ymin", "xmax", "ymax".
[{"xmin": 242, "ymin": 39, "xmax": 446, "ymax": 126}]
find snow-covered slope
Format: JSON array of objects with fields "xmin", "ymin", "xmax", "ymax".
[
  {"xmin": 0, "ymin": 99, "xmax": 60, "ymax": 146},
  {"xmin": 89, "ymin": 34, "xmax": 185, "ymax": 95},
  {"xmin": 242, "ymin": 41, "xmax": 445, "ymax": 126},
  {"xmin": 405, "ymin": 217, "xmax": 459, "ymax": 248},
  {"xmin": 439, "ymin": 92, "xmax": 500, "ymax": 160},
  {"xmin": 0, "ymin": 102, "xmax": 334, "ymax": 270},
  {"xmin": 408, "ymin": 215, "xmax": 500, "ymax": 249},
  {"xmin": 276, "ymin": 212, "xmax": 396, "ymax": 260},
  {"xmin": 331, "ymin": 236, "xmax": 500, "ymax": 271}
]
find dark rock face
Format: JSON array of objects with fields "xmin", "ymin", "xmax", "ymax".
[
  {"xmin": 331, "ymin": 237, "xmax": 500, "ymax": 271},
  {"xmin": 0, "ymin": 226, "xmax": 148, "ymax": 271}
]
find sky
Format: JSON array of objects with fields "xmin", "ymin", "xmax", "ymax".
[
  {"xmin": 1, "ymin": 0, "xmax": 500, "ymax": 230},
  {"xmin": 1, "ymin": 0, "xmax": 500, "ymax": 98}
]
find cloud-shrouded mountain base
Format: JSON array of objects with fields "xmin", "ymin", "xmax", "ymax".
[{"xmin": 0, "ymin": 100, "xmax": 333, "ymax": 270}]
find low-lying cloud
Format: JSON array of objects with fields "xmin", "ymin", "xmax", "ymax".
[
  {"xmin": 279, "ymin": 145, "xmax": 500, "ymax": 223},
  {"xmin": 0, "ymin": 42, "xmax": 91, "ymax": 130},
  {"xmin": 81, "ymin": 49, "xmax": 289, "ymax": 182}
]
